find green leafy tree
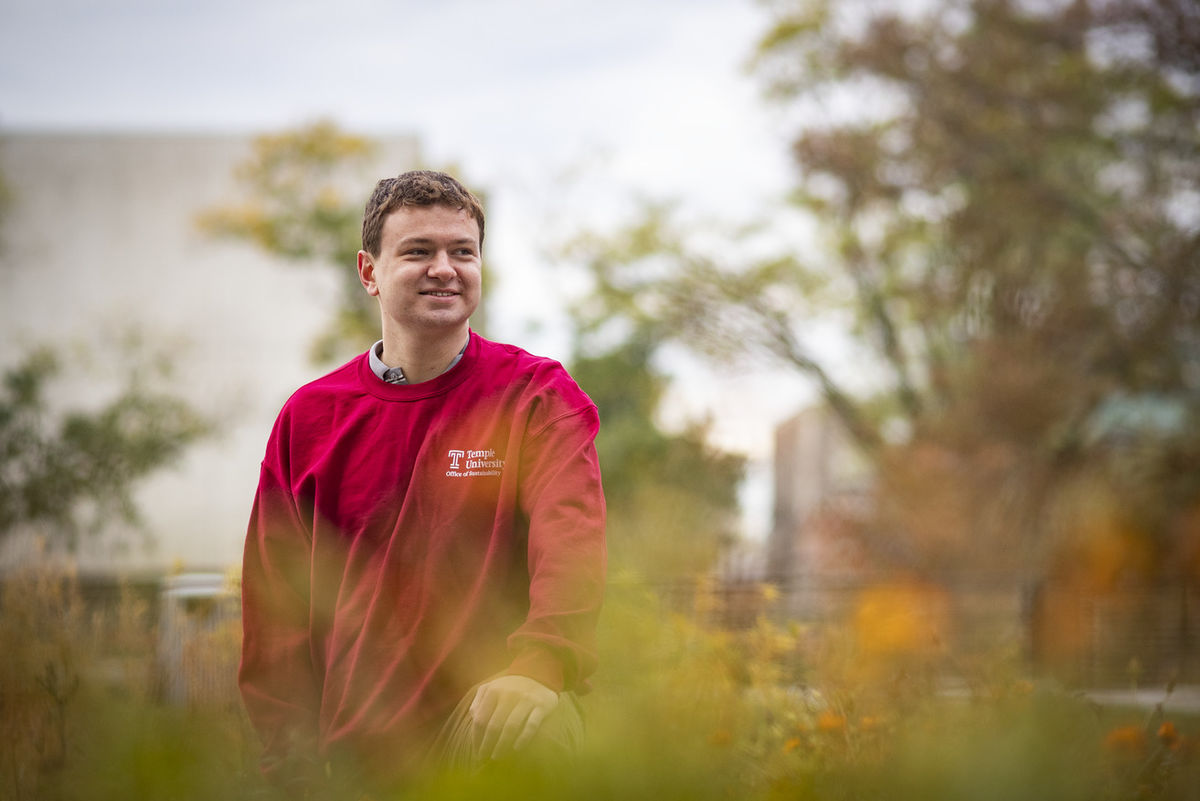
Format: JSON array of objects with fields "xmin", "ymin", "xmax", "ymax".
[
  {"xmin": 0, "ymin": 342, "xmax": 211, "ymax": 549},
  {"xmin": 566, "ymin": 0, "xmax": 1200, "ymax": 575},
  {"xmin": 571, "ymin": 341, "xmax": 745, "ymax": 581}
]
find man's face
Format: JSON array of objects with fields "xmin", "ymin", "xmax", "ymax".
[{"xmin": 357, "ymin": 204, "xmax": 482, "ymax": 340}]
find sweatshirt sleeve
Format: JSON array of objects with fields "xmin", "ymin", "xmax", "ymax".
[
  {"xmin": 506, "ymin": 403, "xmax": 607, "ymax": 692},
  {"xmin": 238, "ymin": 460, "xmax": 323, "ymax": 785}
]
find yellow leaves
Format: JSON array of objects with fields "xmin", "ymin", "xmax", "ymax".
[
  {"xmin": 761, "ymin": 583, "xmax": 781, "ymax": 604},
  {"xmin": 194, "ymin": 204, "xmax": 277, "ymax": 249},
  {"xmin": 315, "ymin": 185, "xmax": 345, "ymax": 213},
  {"xmin": 247, "ymin": 119, "xmax": 373, "ymax": 173},
  {"xmin": 197, "ymin": 119, "xmax": 376, "ymax": 270}
]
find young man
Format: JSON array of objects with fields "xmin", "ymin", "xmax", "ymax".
[{"xmin": 239, "ymin": 171, "xmax": 606, "ymax": 791}]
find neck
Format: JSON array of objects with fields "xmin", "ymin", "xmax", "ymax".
[{"xmin": 379, "ymin": 325, "xmax": 470, "ymax": 384}]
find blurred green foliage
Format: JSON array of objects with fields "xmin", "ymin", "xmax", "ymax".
[
  {"xmin": 6, "ymin": 567, "xmax": 1198, "ymax": 801},
  {"xmin": 0, "ymin": 343, "xmax": 211, "ymax": 548},
  {"xmin": 571, "ymin": 341, "xmax": 745, "ymax": 579},
  {"xmin": 0, "ymin": 563, "xmax": 262, "ymax": 801}
]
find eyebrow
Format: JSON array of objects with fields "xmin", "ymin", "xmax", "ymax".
[{"xmin": 397, "ymin": 236, "xmax": 478, "ymax": 247}]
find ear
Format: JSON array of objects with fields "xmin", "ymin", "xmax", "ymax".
[{"xmin": 357, "ymin": 250, "xmax": 380, "ymax": 296}]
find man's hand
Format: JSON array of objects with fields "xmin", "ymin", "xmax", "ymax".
[{"xmin": 468, "ymin": 674, "xmax": 559, "ymax": 762}]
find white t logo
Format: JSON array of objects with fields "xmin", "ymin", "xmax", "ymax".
[{"xmin": 448, "ymin": 449, "xmax": 464, "ymax": 469}]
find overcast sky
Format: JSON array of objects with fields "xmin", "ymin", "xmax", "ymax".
[
  {"xmin": 1, "ymin": 0, "xmax": 791, "ymax": 198},
  {"xmin": 1, "ymin": 0, "xmax": 829, "ymax": 536}
]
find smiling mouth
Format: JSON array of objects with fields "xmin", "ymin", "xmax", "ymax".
[{"xmin": 421, "ymin": 290, "xmax": 458, "ymax": 297}]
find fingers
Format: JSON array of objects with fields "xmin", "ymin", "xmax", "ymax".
[
  {"xmin": 491, "ymin": 699, "xmax": 530, "ymax": 759},
  {"xmin": 467, "ymin": 676, "xmax": 559, "ymax": 762},
  {"xmin": 511, "ymin": 705, "xmax": 548, "ymax": 752},
  {"xmin": 472, "ymin": 690, "xmax": 525, "ymax": 761}
]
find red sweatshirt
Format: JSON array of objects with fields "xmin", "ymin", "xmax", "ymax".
[{"xmin": 239, "ymin": 333, "xmax": 606, "ymax": 780}]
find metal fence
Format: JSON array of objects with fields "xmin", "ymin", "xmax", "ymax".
[{"xmin": 157, "ymin": 572, "xmax": 241, "ymax": 707}]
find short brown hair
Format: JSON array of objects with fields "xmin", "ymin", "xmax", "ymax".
[{"xmin": 361, "ymin": 170, "xmax": 485, "ymax": 257}]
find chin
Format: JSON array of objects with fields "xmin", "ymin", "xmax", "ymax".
[{"xmin": 409, "ymin": 312, "xmax": 472, "ymax": 332}]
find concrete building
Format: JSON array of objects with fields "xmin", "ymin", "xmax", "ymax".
[
  {"xmin": 0, "ymin": 130, "xmax": 421, "ymax": 575},
  {"xmin": 764, "ymin": 405, "xmax": 874, "ymax": 619}
]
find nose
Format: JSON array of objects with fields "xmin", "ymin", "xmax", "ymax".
[{"xmin": 427, "ymin": 250, "xmax": 455, "ymax": 280}]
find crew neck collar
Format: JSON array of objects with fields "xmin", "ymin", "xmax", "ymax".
[
  {"xmin": 368, "ymin": 338, "xmax": 468, "ymax": 384},
  {"xmin": 359, "ymin": 331, "xmax": 479, "ymax": 401}
]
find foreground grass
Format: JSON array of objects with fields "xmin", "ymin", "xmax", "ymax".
[{"xmin": 3, "ymin": 567, "xmax": 1198, "ymax": 801}]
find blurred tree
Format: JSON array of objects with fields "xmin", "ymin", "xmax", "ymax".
[
  {"xmin": 571, "ymin": 341, "xmax": 745, "ymax": 580},
  {"xmin": 198, "ymin": 121, "xmax": 378, "ymax": 365},
  {"xmin": 0, "ymin": 343, "xmax": 211, "ymax": 549},
  {"xmin": 199, "ymin": 120, "xmax": 490, "ymax": 364},
  {"xmin": 567, "ymin": 0, "xmax": 1200, "ymax": 575}
]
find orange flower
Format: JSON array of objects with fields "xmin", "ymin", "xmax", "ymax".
[
  {"xmin": 817, "ymin": 710, "xmax": 847, "ymax": 734},
  {"xmin": 1103, "ymin": 725, "xmax": 1147, "ymax": 758},
  {"xmin": 1158, "ymin": 721, "xmax": 1180, "ymax": 749},
  {"xmin": 783, "ymin": 737, "xmax": 804, "ymax": 753}
]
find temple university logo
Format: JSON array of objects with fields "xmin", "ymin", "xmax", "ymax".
[{"xmin": 446, "ymin": 447, "xmax": 505, "ymax": 478}]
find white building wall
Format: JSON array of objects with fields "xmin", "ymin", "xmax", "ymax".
[{"xmin": 0, "ymin": 131, "xmax": 421, "ymax": 574}]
